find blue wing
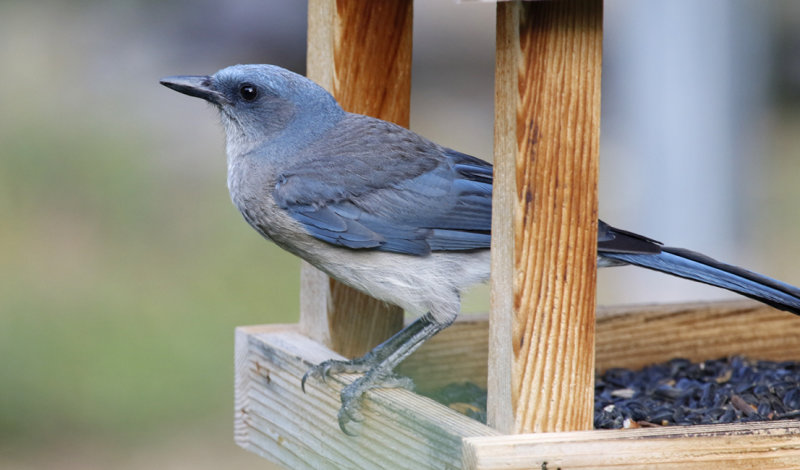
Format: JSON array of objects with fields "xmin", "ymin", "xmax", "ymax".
[{"xmin": 273, "ymin": 126, "xmax": 492, "ymax": 256}]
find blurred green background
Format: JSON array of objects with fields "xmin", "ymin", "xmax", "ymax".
[
  {"xmin": 2, "ymin": 0, "xmax": 800, "ymax": 468},
  {"xmin": 0, "ymin": 1, "xmax": 308, "ymax": 467}
]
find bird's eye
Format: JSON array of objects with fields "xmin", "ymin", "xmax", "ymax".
[{"xmin": 239, "ymin": 83, "xmax": 258, "ymax": 101}]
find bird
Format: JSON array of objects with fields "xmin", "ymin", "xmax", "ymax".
[{"xmin": 161, "ymin": 64, "xmax": 800, "ymax": 434}]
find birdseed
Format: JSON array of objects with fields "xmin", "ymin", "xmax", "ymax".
[{"xmin": 426, "ymin": 356, "xmax": 800, "ymax": 429}]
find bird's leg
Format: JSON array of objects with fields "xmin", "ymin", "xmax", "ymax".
[{"xmin": 301, "ymin": 312, "xmax": 451, "ymax": 435}]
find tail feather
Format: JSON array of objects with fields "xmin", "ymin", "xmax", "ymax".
[{"xmin": 601, "ymin": 247, "xmax": 800, "ymax": 316}]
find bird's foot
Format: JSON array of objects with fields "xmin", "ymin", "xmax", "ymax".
[
  {"xmin": 301, "ymin": 314, "xmax": 442, "ymax": 434},
  {"xmin": 301, "ymin": 355, "xmax": 414, "ymax": 435},
  {"xmin": 301, "ymin": 355, "xmax": 375, "ymax": 392},
  {"xmin": 336, "ymin": 370, "xmax": 414, "ymax": 435}
]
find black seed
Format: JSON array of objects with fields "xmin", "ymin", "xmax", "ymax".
[{"xmin": 427, "ymin": 356, "xmax": 800, "ymax": 429}]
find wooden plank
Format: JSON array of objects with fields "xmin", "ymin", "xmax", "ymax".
[
  {"xmin": 463, "ymin": 421, "xmax": 800, "ymax": 470},
  {"xmin": 490, "ymin": 0, "xmax": 603, "ymax": 434},
  {"xmin": 400, "ymin": 300, "xmax": 800, "ymax": 389},
  {"xmin": 302, "ymin": 0, "xmax": 412, "ymax": 358},
  {"xmin": 235, "ymin": 300, "xmax": 800, "ymax": 468},
  {"xmin": 331, "ymin": 0, "xmax": 413, "ymax": 125},
  {"xmin": 234, "ymin": 324, "xmax": 500, "ymax": 470},
  {"xmin": 595, "ymin": 300, "xmax": 800, "ymax": 373},
  {"xmin": 487, "ymin": 0, "xmax": 517, "ymax": 435}
]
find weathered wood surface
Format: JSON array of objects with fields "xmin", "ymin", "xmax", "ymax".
[
  {"xmin": 399, "ymin": 300, "xmax": 800, "ymax": 386},
  {"xmin": 462, "ymin": 420, "xmax": 800, "ymax": 470},
  {"xmin": 595, "ymin": 300, "xmax": 800, "ymax": 372},
  {"xmin": 301, "ymin": 0, "xmax": 412, "ymax": 358},
  {"xmin": 234, "ymin": 324, "xmax": 499, "ymax": 470},
  {"xmin": 490, "ymin": 0, "xmax": 603, "ymax": 434},
  {"xmin": 236, "ymin": 300, "xmax": 800, "ymax": 468}
]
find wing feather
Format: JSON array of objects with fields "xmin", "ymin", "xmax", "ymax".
[{"xmin": 272, "ymin": 116, "xmax": 493, "ymax": 255}]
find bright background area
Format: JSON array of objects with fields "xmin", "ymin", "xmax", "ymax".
[{"xmin": 2, "ymin": 1, "xmax": 799, "ymax": 468}]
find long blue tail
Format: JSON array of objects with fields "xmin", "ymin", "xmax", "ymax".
[{"xmin": 601, "ymin": 247, "xmax": 800, "ymax": 315}]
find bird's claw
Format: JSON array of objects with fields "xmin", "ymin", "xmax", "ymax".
[
  {"xmin": 302, "ymin": 357, "xmax": 417, "ymax": 435},
  {"xmin": 301, "ymin": 357, "xmax": 372, "ymax": 393},
  {"xmin": 335, "ymin": 372, "xmax": 416, "ymax": 435},
  {"xmin": 337, "ymin": 396, "xmax": 364, "ymax": 435}
]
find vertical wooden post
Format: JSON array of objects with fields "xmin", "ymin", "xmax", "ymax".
[
  {"xmin": 489, "ymin": 0, "xmax": 602, "ymax": 434},
  {"xmin": 302, "ymin": 0, "xmax": 412, "ymax": 358}
]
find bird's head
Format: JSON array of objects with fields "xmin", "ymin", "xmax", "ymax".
[{"xmin": 160, "ymin": 64, "xmax": 344, "ymax": 154}]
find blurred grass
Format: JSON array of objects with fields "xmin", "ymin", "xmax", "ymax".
[
  {"xmin": 0, "ymin": 100, "xmax": 301, "ymax": 447},
  {"xmin": 0, "ymin": 2, "xmax": 491, "ymax": 465}
]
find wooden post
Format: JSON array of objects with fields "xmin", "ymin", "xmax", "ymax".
[
  {"xmin": 489, "ymin": 0, "xmax": 603, "ymax": 434},
  {"xmin": 302, "ymin": 0, "xmax": 412, "ymax": 358}
]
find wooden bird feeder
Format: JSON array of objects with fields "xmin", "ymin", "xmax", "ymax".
[{"xmin": 234, "ymin": 1, "xmax": 800, "ymax": 468}]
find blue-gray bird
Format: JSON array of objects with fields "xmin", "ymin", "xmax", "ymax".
[{"xmin": 161, "ymin": 64, "xmax": 800, "ymax": 433}]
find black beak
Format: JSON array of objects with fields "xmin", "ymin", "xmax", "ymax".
[{"xmin": 160, "ymin": 75, "xmax": 227, "ymax": 104}]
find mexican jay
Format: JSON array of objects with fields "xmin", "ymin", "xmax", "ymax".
[{"xmin": 161, "ymin": 64, "xmax": 800, "ymax": 433}]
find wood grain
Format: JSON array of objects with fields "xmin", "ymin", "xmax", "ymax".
[
  {"xmin": 236, "ymin": 300, "xmax": 800, "ymax": 468},
  {"xmin": 595, "ymin": 300, "xmax": 800, "ymax": 373},
  {"xmin": 234, "ymin": 324, "xmax": 499, "ymax": 470},
  {"xmin": 302, "ymin": 0, "xmax": 412, "ymax": 358},
  {"xmin": 491, "ymin": 0, "xmax": 603, "ymax": 434},
  {"xmin": 463, "ymin": 420, "xmax": 800, "ymax": 470},
  {"xmin": 332, "ymin": 0, "xmax": 412, "ymax": 126},
  {"xmin": 401, "ymin": 300, "xmax": 800, "ymax": 388},
  {"xmin": 487, "ymin": 0, "xmax": 518, "ymax": 434}
]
